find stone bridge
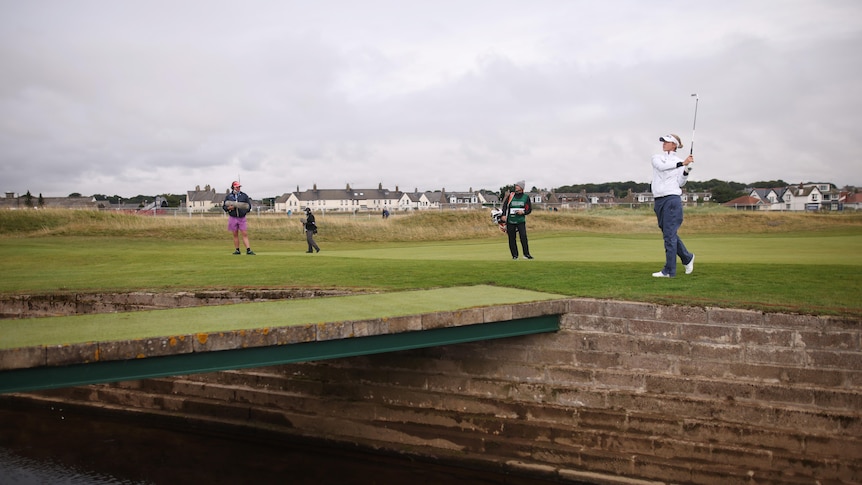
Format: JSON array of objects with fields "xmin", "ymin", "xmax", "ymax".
[{"xmin": 1, "ymin": 287, "xmax": 860, "ymax": 484}]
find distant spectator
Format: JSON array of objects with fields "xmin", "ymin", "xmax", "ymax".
[
  {"xmin": 223, "ymin": 181, "xmax": 255, "ymax": 255},
  {"xmin": 500, "ymin": 180, "xmax": 533, "ymax": 260},
  {"xmin": 304, "ymin": 208, "xmax": 320, "ymax": 253}
]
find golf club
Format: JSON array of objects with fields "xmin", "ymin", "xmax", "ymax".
[{"xmin": 690, "ymin": 93, "xmax": 699, "ymax": 156}]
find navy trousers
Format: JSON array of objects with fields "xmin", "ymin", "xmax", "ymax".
[{"xmin": 654, "ymin": 195, "xmax": 693, "ymax": 277}]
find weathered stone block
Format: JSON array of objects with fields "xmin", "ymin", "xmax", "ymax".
[
  {"xmin": 740, "ymin": 327, "xmax": 794, "ymax": 347},
  {"xmin": 351, "ymin": 318, "xmax": 388, "ymax": 338},
  {"xmin": 807, "ymin": 349, "xmax": 862, "ymax": 370},
  {"xmin": 236, "ymin": 327, "xmax": 277, "ymax": 348},
  {"xmin": 564, "ymin": 298, "xmax": 604, "ymax": 316},
  {"xmin": 797, "ymin": 330, "xmax": 860, "ymax": 350},
  {"xmin": 708, "ymin": 307, "xmax": 763, "ymax": 326},
  {"xmin": 745, "ymin": 346, "xmax": 806, "ymax": 366},
  {"xmin": 574, "ymin": 350, "xmax": 621, "ymax": 369},
  {"xmin": 316, "ymin": 321, "xmax": 353, "ymax": 341},
  {"xmin": 689, "ymin": 342, "xmax": 744, "ymax": 362},
  {"xmin": 637, "ymin": 336, "xmax": 690, "ymax": 357},
  {"xmin": 384, "ymin": 314, "xmax": 422, "ymax": 333},
  {"xmin": 644, "ymin": 374, "xmax": 697, "ymax": 396},
  {"xmin": 46, "ymin": 342, "xmax": 100, "ymax": 366},
  {"xmin": 603, "ymin": 301, "xmax": 657, "ymax": 320},
  {"xmin": 274, "ymin": 324, "xmax": 316, "ymax": 345},
  {"xmin": 657, "ymin": 304, "xmax": 709, "ymax": 324},
  {"xmin": 679, "ymin": 323, "xmax": 738, "ymax": 344},
  {"xmin": 628, "ymin": 318, "xmax": 679, "ymax": 338},
  {"xmin": 192, "ymin": 331, "xmax": 238, "ymax": 352},
  {"xmin": 0, "ymin": 346, "xmax": 45, "ymax": 370},
  {"xmin": 99, "ymin": 335, "xmax": 193, "ymax": 361},
  {"xmin": 512, "ymin": 300, "xmax": 566, "ymax": 319},
  {"xmin": 482, "ymin": 304, "xmax": 513, "ymax": 323}
]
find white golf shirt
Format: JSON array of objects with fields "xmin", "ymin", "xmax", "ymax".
[{"xmin": 651, "ymin": 151, "xmax": 689, "ymax": 198}]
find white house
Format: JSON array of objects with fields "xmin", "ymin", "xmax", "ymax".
[
  {"xmin": 274, "ymin": 191, "xmax": 301, "ymax": 213},
  {"xmin": 285, "ymin": 184, "xmax": 403, "ymax": 213},
  {"xmin": 785, "ymin": 185, "xmax": 824, "ymax": 211},
  {"xmin": 398, "ymin": 190, "xmax": 434, "ymax": 210},
  {"xmin": 742, "ymin": 183, "xmax": 840, "ymax": 211},
  {"xmin": 185, "ymin": 185, "xmax": 223, "ymax": 213}
]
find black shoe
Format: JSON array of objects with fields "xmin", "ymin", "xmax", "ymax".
[
  {"xmin": 315, "ymin": 247, "xmax": 320, "ymax": 253},
  {"xmin": 233, "ymin": 249, "xmax": 241, "ymax": 255},
  {"xmin": 306, "ymin": 250, "xmax": 313, "ymax": 253},
  {"xmin": 512, "ymin": 256, "xmax": 518, "ymax": 260},
  {"xmin": 525, "ymin": 254, "xmax": 534, "ymax": 260},
  {"xmin": 246, "ymin": 249, "xmax": 255, "ymax": 255}
]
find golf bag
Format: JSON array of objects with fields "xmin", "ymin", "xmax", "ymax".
[{"xmin": 490, "ymin": 209, "xmax": 506, "ymax": 233}]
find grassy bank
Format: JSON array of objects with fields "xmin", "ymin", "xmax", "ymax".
[
  {"xmin": 3, "ymin": 207, "xmax": 862, "ymax": 240},
  {"xmin": 2, "ymin": 208, "xmax": 861, "ymax": 316}
]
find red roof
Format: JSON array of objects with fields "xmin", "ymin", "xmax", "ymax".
[{"xmin": 722, "ymin": 196, "xmax": 762, "ymax": 207}]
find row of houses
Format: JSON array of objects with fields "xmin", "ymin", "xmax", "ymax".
[
  {"xmin": 723, "ymin": 183, "xmax": 862, "ymax": 211},
  {"xmin": 184, "ymin": 183, "xmax": 717, "ymax": 213},
  {"xmin": 5, "ymin": 183, "xmax": 858, "ymax": 212}
]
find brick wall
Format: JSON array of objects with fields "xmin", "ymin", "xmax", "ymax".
[{"xmin": 18, "ymin": 299, "xmax": 862, "ymax": 484}]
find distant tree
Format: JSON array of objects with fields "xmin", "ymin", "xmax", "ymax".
[
  {"xmin": 68, "ymin": 192, "xmax": 82, "ymax": 198},
  {"xmin": 555, "ymin": 181, "xmax": 649, "ymax": 196},
  {"xmin": 38, "ymin": 193, "xmax": 45, "ymax": 207},
  {"xmin": 709, "ymin": 183, "xmax": 746, "ymax": 203},
  {"xmin": 24, "ymin": 190, "xmax": 33, "ymax": 208},
  {"xmin": 750, "ymin": 180, "xmax": 789, "ymax": 188},
  {"xmin": 158, "ymin": 194, "xmax": 183, "ymax": 207},
  {"xmin": 498, "ymin": 185, "xmax": 516, "ymax": 199}
]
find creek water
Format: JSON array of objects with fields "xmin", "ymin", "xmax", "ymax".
[{"xmin": 0, "ymin": 402, "xmax": 568, "ymax": 485}]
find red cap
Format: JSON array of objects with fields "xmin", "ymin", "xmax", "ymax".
[{"xmin": 231, "ymin": 181, "xmax": 241, "ymax": 188}]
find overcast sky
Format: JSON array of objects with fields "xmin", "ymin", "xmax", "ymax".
[{"xmin": 2, "ymin": 0, "xmax": 861, "ymax": 198}]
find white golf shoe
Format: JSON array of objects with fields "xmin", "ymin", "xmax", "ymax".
[
  {"xmin": 685, "ymin": 254, "xmax": 695, "ymax": 274},
  {"xmin": 652, "ymin": 271, "xmax": 671, "ymax": 278}
]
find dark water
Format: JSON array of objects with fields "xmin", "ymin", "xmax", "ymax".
[{"xmin": 0, "ymin": 401, "xmax": 569, "ymax": 485}]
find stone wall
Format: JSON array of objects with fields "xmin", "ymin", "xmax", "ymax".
[
  {"xmin": 0, "ymin": 289, "xmax": 351, "ymax": 319},
  {"xmin": 15, "ymin": 299, "xmax": 862, "ymax": 484}
]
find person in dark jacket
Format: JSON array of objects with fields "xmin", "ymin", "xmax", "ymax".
[
  {"xmin": 223, "ymin": 181, "xmax": 255, "ymax": 255},
  {"xmin": 304, "ymin": 207, "xmax": 320, "ymax": 253},
  {"xmin": 500, "ymin": 180, "xmax": 533, "ymax": 260}
]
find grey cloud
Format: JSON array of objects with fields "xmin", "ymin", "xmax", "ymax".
[{"xmin": 2, "ymin": 1, "xmax": 861, "ymax": 198}]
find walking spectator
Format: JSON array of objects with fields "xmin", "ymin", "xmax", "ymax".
[{"xmin": 304, "ymin": 207, "xmax": 320, "ymax": 253}]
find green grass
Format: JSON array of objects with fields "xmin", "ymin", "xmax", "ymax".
[{"xmin": 1, "ymin": 209, "xmax": 861, "ymax": 317}]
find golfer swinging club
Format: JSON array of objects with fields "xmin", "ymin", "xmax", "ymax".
[
  {"xmin": 223, "ymin": 181, "xmax": 255, "ymax": 255},
  {"xmin": 651, "ymin": 134, "xmax": 694, "ymax": 277}
]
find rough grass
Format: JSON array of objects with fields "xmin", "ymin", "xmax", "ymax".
[{"xmin": 3, "ymin": 207, "xmax": 861, "ymax": 240}]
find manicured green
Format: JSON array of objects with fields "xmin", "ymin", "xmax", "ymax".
[{"xmin": 1, "ymin": 209, "xmax": 861, "ymax": 317}]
